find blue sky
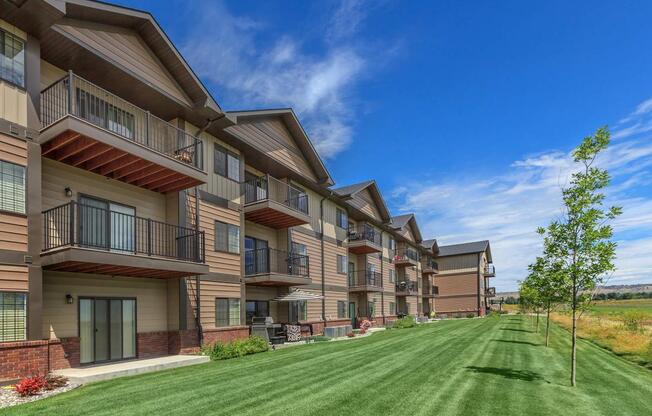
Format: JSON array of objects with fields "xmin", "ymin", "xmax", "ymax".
[{"xmin": 116, "ymin": 0, "xmax": 652, "ymax": 291}]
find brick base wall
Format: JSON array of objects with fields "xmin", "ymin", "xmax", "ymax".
[
  {"xmin": 202, "ymin": 326, "xmax": 249, "ymax": 345},
  {"xmin": 48, "ymin": 338, "xmax": 80, "ymax": 370},
  {"xmin": 0, "ymin": 340, "xmax": 49, "ymax": 382},
  {"xmin": 168, "ymin": 330, "xmax": 200, "ymax": 355}
]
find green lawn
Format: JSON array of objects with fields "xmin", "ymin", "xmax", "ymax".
[
  {"xmin": 5, "ymin": 316, "xmax": 652, "ymax": 415},
  {"xmin": 589, "ymin": 298, "xmax": 652, "ymax": 316}
]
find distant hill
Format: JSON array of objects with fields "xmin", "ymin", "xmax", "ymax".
[{"xmin": 496, "ymin": 283, "xmax": 652, "ymax": 299}]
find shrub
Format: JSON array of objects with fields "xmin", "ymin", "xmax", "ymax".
[
  {"xmin": 346, "ymin": 332, "xmax": 355, "ymax": 338},
  {"xmin": 429, "ymin": 311, "xmax": 436, "ymax": 319},
  {"xmin": 201, "ymin": 336, "xmax": 269, "ymax": 361},
  {"xmin": 466, "ymin": 313, "xmax": 476, "ymax": 319},
  {"xmin": 44, "ymin": 375, "xmax": 68, "ymax": 390},
  {"xmin": 621, "ymin": 311, "xmax": 647, "ymax": 332},
  {"xmin": 15, "ymin": 375, "xmax": 48, "ymax": 397},
  {"xmin": 359, "ymin": 319, "xmax": 372, "ymax": 331},
  {"xmin": 392, "ymin": 315, "xmax": 416, "ymax": 329}
]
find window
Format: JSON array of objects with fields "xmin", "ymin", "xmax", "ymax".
[
  {"xmin": 367, "ymin": 301, "xmax": 376, "ymax": 317},
  {"xmin": 289, "ymin": 300, "xmax": 307, "ymax": 322},
  {"xmin": 246, "ymin": 300, "xmax": 269, "ymax": 324},
  {"xmin": 336, "ymin": 254, "xmax": 347, "ymax": 274},
  {"xmin": 337, "ymin": 301, "xmax": 347, "ymax": 319},
  {"xmin": 216, "ymin": 298, "xmax": 240, "ymax": 327},
  {"xmin": 433, "ymin": 286, "xmax": 439, "ymax": 295},
  {"xmin": 0, "ymin": 161, "xmax": 25, "ymax": 214},
  {"xmin": 389, "ymin": 269, "xmax": 396, "ymax": 283},
  {"xmin": 0, "ymin": 29, "xmax": 25, "ymax": 87},
  {"xmin": 336, "ymin": 208, "xmax": 348, "ymax": 229},
  {"xmin": 215, "ymin": 221, "xmax": 240, "ymax": 253},
  {"xmin": 389, "ymin": 237, "xmax": 396, "ymax": 251},
  {"xmin": 214, "ymin": 144, "xmax": 240, "ymax": 181},
  {"xmin": 389, "ymin": 302, "xmax": 396, "ymax": 316},
  {"xmin": 0, "ymin": 292, "xmax": 26, "ymax": 342}
]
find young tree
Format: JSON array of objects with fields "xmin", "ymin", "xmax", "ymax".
[
  {"xmin": 527, "ymin": 256, "xmax": 565, "ymax": 347},
  {"xmin": 518, "ymin": 279, "xmax": 542, "ymax": 330},
  {"xmin": 537, "ymin": 126, "xmax": 621, "ymax": 386}
]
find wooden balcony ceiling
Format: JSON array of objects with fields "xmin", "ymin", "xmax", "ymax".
[
  {"xmin": 348, "ymin": 241, "xmax": 381, "ymax": 255},
  {"xmin": 244, "ymin": 204, "xmax": 309, "ymax": 229},
  {"xmin": 44, "ymin": 260, "xmax": 196, "ymax": 278},
  {"xmin": 41, "ymin": 131, "xmax": 203, "ymax": 193}
]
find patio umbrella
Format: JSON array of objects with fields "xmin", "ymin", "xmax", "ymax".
[{"xmin": 272, "ymin": 289, "xmax": 324, "ymax": 302}]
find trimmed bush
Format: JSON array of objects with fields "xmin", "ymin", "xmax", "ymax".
[
  {"xmin": 312, "ymin": 335, "xmax": 332, "ymax": 342},
  {"xmin": 391, "ymin": 315, "xmax": 416, "ymax": 329},
  {"xmin": 466, "ymin": 313, "xmax": 476, "ymax": 319},
  {"xmin": 201, "ymin": 336, "xmax": 269, "ymax": 361}
]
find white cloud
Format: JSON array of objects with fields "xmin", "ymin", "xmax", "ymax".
[
  {"xmin": 392, "ymin": 99, "xmax": 652, "ymax": 291},
  {"xmin": 180, "ymin": 0, "xmax": 372, "ymax": 158}
]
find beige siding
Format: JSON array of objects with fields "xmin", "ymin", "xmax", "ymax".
[
  {"xmin": 245, "ymin": 221, "xmax": 282, "ymax": 249},
  {"xmin": 41, "ymin": 159, "xmax": 168, "ymax": 221},
  {"xmin": 347, "ymin": 188, "xmax": 382, "ymax": 222},
  {"xmin": 437, "ymin": 253, "xmax": 479, "ymax": 275},
  {"xmin": 226, "ymin": 119, "xmax": 318, "ymax": 182},
  {"xmin": 384, "ymin": 293, "xmax": 396, "ymax": 316},
  {"xmin": 40, "ymin": 60, "xmax": 67, "ymax": 90},
  {"xmin": 0, "ymin": 213, "xmax": 27, "ymax": 252},
  {"xmin": 0, "ymin": 133, "xmax": 27, "ymax": 166},
  {"xmin": 199, "ymin": 280, "xmax": 241, "ymax": 329},
  {"xmin": 55, "ymin": 18, "xmax": 191, "ymax": 106},
  {"xmin": 324, "ymin": 290, "xmax": 348, "ymax": 321},
  {"xmin": 324, "ymin": 240, "xmax": 348, "ymax": 287},
  {"xmin": 42, "ymin": 272, "xmax": 170, "ymax": 339},
  {"xmin": 0, "ymin": 264, "xmax": 28, "ymax": 292},
  {"xmin": 434, "ymin": 272, "xmax": 479, "ymax": 314},
  {"xmin": 198, "ymin": 199, "xmax": 241, "ymax": 275},
  {"xmin": 291, "ymin": 230, "xmax": 321, "ymax": 282},
  {"xmin": 196, "ymin": 127, "xmax": 242, "ymax": 204}
]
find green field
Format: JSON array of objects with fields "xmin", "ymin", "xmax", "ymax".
[
  {"xmin": 588, "ymin": 298, "xmax": 652, "ymax": 317},
  {"xmin": 5, "ymin": 316, "xmax": 652, "ymax": 416}
]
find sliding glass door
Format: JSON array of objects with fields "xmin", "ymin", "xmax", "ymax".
[
  {"xmin": 78, "ymin": 196, "xmax": 135, "ymax": 253},
  {"xmin": 79, "ymin": 298, "xmax": 136, "ymax": 364}
]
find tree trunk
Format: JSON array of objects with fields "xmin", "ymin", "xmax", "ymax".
[
  {"xmin": 536, "ymin": 311, "xmax": 540, "ymax": 332},
  {"xmin": 571, "ymin": 291, "xmax": 577, "ymax": 387},
  {"xmin": 545, "ymin": 303, "xmax": 551, "ymax": 347}
]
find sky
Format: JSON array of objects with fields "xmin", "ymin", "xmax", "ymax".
[{"xmin": 116, "ymin": 0, "xmax": 652, "ymax": 291}]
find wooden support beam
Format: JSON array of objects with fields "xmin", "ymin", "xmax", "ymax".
[{"xmin": 41, "ymin": 132, "xmax": 80, "ymax": 156}]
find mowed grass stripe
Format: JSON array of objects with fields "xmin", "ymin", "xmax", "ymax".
[{"xmin": 5, "ymin": 316, "xmax": 652, "ymax": 416}]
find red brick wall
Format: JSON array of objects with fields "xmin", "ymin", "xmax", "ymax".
[
  {"xmin": 137, "ymin": 331, "xmax": 171, "ymax": 359},
  {"xmin": 48, "ymin": 338, "xmax": 80, "ymax": 370},
  {"xmin": 168, "ymin": 330, "xmax": 200, "ymax": 354},
  {"xmin": 202, "ymin": 326, "xmax": 249, "ymax": 345},
  {"xmin": 0, "ymin": 341, "xmax": 49, "ymax": 382}
]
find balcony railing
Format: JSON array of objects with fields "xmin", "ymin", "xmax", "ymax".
[
  {"xmin": 348, "ymin": 224, "xmax": 381, "ymax": 246},
  {"xmin": 485, "ymin": 264, "xmax": 496, "ymax": 276},
  {"xmin": 244, "ymin": 247, "xmax": 310, "ymax": 278},
  {"xmin": 40, "ymin": 72, "xmax": 203, "ymax": 170},
  {"xmin": 42, "ymin": 201, "xmax": 205, "ymax": 263},
  {"xmin": 486, "ymin": 287, "xmax": 496, "ymax": 297},
  {"xmin": 395, "ymin": 280, "xmax": 418, "ymax": 294},
  {"xmin": 422, "ymin": 258, "xmax": 439, "ymax": 272},
  {"xmin": 422, "ymin": 284, "xmax": 439, "ymax": 295},
  {"xmin": 348, "ymin": 269, "xmax": 383, "ymax": 288},
  {"xmin": 393, "ymin": 248, "xmax": 419, "ymax": 264},
  {"xmin": 243, "ymin": 175, "xmax": 309, "ymax": 215}
]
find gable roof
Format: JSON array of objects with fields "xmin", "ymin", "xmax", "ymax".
[
  {"xmin": 390, "ymin": 214, "xmax": 423, "ymax": 243},
  {"xmin": 2, "ymin": 0, "xmax": 224, "ymax": 118},
  {"xmin": 437, "ymin": 240, "xmax": 492, "ymax": 262},
  {"xmin": 332, "ymin": 180, "xmax": 391, "ymax": 222},
  {"xmin": 225, "ymin": 108, "xmax": 333, "ymax": 186},
  {"xmin": 421, "ymin": 238, "xmax": 439, "ymax": 253}
]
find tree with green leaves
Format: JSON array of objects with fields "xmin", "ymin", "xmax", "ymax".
[
  {"xmin": 536, "ymin": 126, "xmax": 621, "ymax": 386},
  {"xmin": 518, "ymin": 279, "xmax": 543, "ymax": 330},
  {"xmin": 526, "ymin": 256, "xmax": 565, "ymax": 347}
]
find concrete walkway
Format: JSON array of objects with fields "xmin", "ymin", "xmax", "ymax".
[{"xmin": 53, "ymin": 355, "xmax": 209, "ymax": 384}]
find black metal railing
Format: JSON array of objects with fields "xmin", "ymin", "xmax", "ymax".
[
  {"xmin": 422, "ymin": 258, "xmax": 439, "ymax": 272},
  {"xmin": 244, "ymin": 247, "xmax": 310, "ymax": 278},
  {"xmin": 243, "ymin": 175, "xmax": 309, "ymax": 215},
  {"xmin": 393, "ymin": 248, "xmax": 419, "ymax": 263},
  {"xmin": 486, "ymin": 287, "xmax": 496, "ymax": 297},
  {"xmin": 42, "ymin": 201, "xmax": 205, "ymax": 263},
  {"xmin": 347, "ymin": 224, "xmax": 381, "ymax": 246},
  {"xmin": 40, "ymin": 72, "xmax": 203, "ymax": 170},
  {"xmin": 395, "ymin": 280, "xmax": 418, "ymax": 294},
  {"xmin": 422, "ymin": 283, "xmax": 439, "ymax": 295},
  {"xmin": 348, "ymin": 269, "xmax": 383, "ymax": 288},
  {"xmin": 485, "ymin": 264, "xmax": 496, "ymax": 275}
]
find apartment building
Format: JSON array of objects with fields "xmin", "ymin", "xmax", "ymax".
[
  {"xmin": 0, "ymin": 0, "xmax": 495, "ymax": 381},
  {"xmin": 433, "ymin": 241, "xmax": 496, "ymax": 317}
]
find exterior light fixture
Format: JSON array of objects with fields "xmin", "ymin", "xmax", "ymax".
[
  {"xmin": 65, "ymin": 294, "xmax": 74, "ymax": 304},
  {"xmin": 64, "ymin": 187, "xmax": 73, "ymax": 197}
]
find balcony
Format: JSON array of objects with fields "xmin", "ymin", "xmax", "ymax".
[
  {"xmin": 484, "ymin": 264, "xmax": 496, "ymax": 277},
  {"xmin": 347, "ymin": 224, "xmax": 382, "ymax": 254},
  {"xmin": 421, "ymin": 259, "xmax": 439, "ymax": 275},
  {"xmin": 244, "ymin": 248, "xmax": 311, "ymax": 286},
  {"xmin": 243, "ymin": 175, "xmax": 310, "ymax": 229},
  {"xmin": 393, "ymin": 248, "xmax": 419, "ymax": 267},
  {"xmin": 348, "ymin": 270, "xmax": 383, "ymax": 292},
  {"xmin": 422, "ymin": 283, "xmax": 439, "ymax": 298},
  {"xmin": 41, "ymin": 201, "xmax": 207, "ymax": 278},
  {"xmin": 39, "ymin": 72, "xmax": 206, "ymax": 193},
  {"xmin": 486, "ymin": 287, "xmax": 496, "ymax": 297},
  {"xmin": 395, "ymin": 280, "xmax": 418, "ymax": 296}
]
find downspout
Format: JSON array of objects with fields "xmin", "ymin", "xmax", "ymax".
[
  {"xmin": 320, "ymin": 196, "xmax": 326, "ymax": 325},
  {"xmin": 477, "ymin": 253, "xmax": 482, "ymax": 316},
  {"xmin": 380, "ymin": 230, "xmax": 385, "ymax": 323}
]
